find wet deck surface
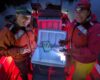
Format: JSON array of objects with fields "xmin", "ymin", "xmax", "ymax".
[{"xmin": 0, "ymin": 57, "xmax": 100, "ymax": 80}]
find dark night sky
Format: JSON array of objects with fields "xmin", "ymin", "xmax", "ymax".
[
  {"xmin": 31, "ymin": 0, "xmax": 100, "ymax": 21},
  {"xmin": 0, "ymin": 0, "xmax": 100, "ymax": 28}
]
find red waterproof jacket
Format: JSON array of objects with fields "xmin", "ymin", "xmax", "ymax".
[
  {"xmin": 66, "ymin": 16, "xmax": 100, "ymax": 63},
  {"xmin": 0, "ymin": 24, "xmax": 36, "ymax": 62}
]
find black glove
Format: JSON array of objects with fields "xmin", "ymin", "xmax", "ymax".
[{"xmin": 59, "ymin": 40, "xmax": 67, "ymax": 46}]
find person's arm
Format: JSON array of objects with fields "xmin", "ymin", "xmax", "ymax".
[
  {"xmin": 0, "ymin": 47, "xmax": 31, "ymax": 56},
  {"xmin": 0, "ymin": 47, "xmax": 19, "ymax": 56}
]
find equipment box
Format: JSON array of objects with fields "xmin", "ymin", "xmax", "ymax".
[{"xmin": 31, "ymin": 30, "xmax": 67, "ymax": 67}]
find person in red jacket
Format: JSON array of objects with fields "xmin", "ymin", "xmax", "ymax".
[
  {"xmin": 60, "ymin": 0, "xmax": 100, "ymax": 80},
  {"xmin": 0, "ymin": 7, "xmax": 36, "ymax": 80}
]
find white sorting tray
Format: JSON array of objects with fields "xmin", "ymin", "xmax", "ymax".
[{"xmin": 31, "ymin": 30, "xmax": 67, "ymax": 67}]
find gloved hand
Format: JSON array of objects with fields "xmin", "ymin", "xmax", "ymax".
[
  {"xmin": 59, "ymin": 40, "xmax": 68, "ymax": 46},
  {"xmin": 19, "ymin": 48, "xmax": 31, "ymax": 54}
]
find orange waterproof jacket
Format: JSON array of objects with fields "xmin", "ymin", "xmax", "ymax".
[{"xmin": 0, "ymin": 24, "xmax": 36, "ymax": 62}]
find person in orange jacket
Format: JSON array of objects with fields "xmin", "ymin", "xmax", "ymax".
[
  {"xmin": 60, "ymin": 0, "xmax": 100, "ymax": 80},
  {"xmin": 0, "ymin": 7, "xmax": 36, "ymax": 80}
]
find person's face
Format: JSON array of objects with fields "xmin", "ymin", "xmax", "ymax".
[
  {"xmin": 16, "ymin": 14, "xmax": 31, "ymax": 27},
  {"xmin": 75, "ymin": 7, "xmax": 90, "ymax": 23}
]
